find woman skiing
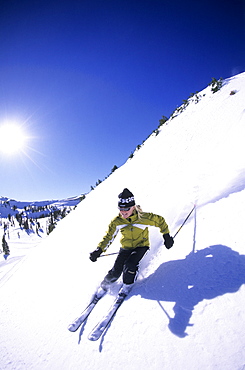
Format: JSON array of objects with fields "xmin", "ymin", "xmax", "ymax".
[{"xmin": 90, "ymin": 188, "xmax": 174, "ymax": 296}]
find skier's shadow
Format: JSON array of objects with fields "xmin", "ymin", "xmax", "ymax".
[{"xmin": 139, "ymin": 245, "xmax": 245, "ymax": 338}]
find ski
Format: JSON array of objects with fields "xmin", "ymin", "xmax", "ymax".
[
  {"xmin": 68, "ymin": 288, "xmax": 106, "ymax": 332},
  {"xmin": 88, "ymin": 292, "xmax": 127, "ymax": 341}
]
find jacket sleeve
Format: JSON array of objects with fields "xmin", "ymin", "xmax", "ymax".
[
  {"xmin": 156, "ymin": 214, "xmax": 170, "ymax": 235},
  {"xmin": 146, "ymin": 213, "xmax": 170, "ymax": 235},
  {"xmin": 97, "ymin": 218, "xmax": 119, "ymax": 252}
]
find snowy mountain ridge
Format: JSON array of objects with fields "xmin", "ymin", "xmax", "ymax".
[
  {"xmin": 0, "ymin": 195, "xmax": 82, "ymax": 217},
  {"xmin": 0, "ymin": 72, "xmax": 245, "ymax": 370}
]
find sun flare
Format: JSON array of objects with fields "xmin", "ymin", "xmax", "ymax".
[{"xmin": 0, "ymin": 123, "xmax": 28, "ymax": 155}]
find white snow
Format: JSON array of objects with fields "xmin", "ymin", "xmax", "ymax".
[{"xmin": 0, "ymin": 73, "xmax": 245, "ymax": 369}]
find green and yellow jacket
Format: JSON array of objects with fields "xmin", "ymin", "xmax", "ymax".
[{"xmin": 98, "ymin": 210, "xmax": 169, "ymax": 252}]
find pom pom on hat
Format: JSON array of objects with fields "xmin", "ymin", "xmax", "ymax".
[{"xmin": 118, "ymin": 188, "xmax": 135, "ymax": 208}]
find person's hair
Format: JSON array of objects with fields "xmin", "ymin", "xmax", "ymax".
[{"xmin": 135, "ymin": 204, "xmax": 143, "ymax": 219}]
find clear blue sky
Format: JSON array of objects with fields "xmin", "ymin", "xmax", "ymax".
[{"xmin": 0, "ymin": 0, "xmax": 244, "ymax": 201}]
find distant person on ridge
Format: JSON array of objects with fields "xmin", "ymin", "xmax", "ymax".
[{"xmin": 89, "ymin": 188, "xmax": 174, "ymax": 296}]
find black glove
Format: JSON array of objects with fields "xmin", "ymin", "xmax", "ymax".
[
  {"xmin": 163, "ymin": 233, "xmax": 174, "ymax": 249},
  {"xmin": 89, "ymin": 247, "xmax": 103, "ymax": 262}
]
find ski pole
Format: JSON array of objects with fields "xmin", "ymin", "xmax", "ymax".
[
  {"xmin": 173, "ymin": 204, "xmax": 196, "ymax": 239},
  {"xmin": 99, "ymin": 252, "xmax": 119, "ymax": 257}
]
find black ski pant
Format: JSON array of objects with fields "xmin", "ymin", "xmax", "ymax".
[{"xmin": 103, "ymin": 246, "xmax": 149, "ymax": 285}]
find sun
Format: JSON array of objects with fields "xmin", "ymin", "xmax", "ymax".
[{"xmin": 0, "ymin": 123, "xmax": 28, "ymax": 155}]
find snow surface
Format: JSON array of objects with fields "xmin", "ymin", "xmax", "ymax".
[
  {"xmin": 1, "ymin": 73, "xmax": 245, "ymax": 370},
  {"xmin": 0, "ymin": 197, "xmax": 81, "ymax": 289}
]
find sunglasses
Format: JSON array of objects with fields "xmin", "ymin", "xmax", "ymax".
[{"xmin": 118, "ymin": 207, "xmax": 131, "ymax": 212}]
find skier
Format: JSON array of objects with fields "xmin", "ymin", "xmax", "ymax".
[{"xmin": 89, "ymin": 188, "xmax": 174, "ymax": 296}]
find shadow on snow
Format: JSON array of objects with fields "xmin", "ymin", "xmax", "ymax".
[{"xmin": 139, "ymin": 245, "xmax": 245, "ymax": 338}]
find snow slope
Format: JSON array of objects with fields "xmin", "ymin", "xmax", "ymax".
[
  {"xmin": 0, "ymin": 73, "xmax": 245, "ymax": 370},
  {"xmin": 0, "ymin": 197, "xmax": 81, "ymax": 290}
]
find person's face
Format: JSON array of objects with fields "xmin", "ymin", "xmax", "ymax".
[{"xmin": 119, "ymin": 206, "xmax": 135, "ymax": 219}]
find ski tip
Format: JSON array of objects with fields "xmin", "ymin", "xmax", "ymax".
[
  {"xmin": 68, "ymin": 324, "xmax": 78, "ymax": 332},
  {"xmin": 88, "ymin": 334, "xmax": 100, "ymax": 341}
]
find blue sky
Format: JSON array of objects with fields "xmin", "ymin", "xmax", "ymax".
[{"xmin": 0, "ymin": 0, "xmax": 244, "ymax": 201}]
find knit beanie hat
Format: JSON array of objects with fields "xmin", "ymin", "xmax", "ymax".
[{"xmin": 118, "ymin": 188, "xmax": 135, "ymax": 209}]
